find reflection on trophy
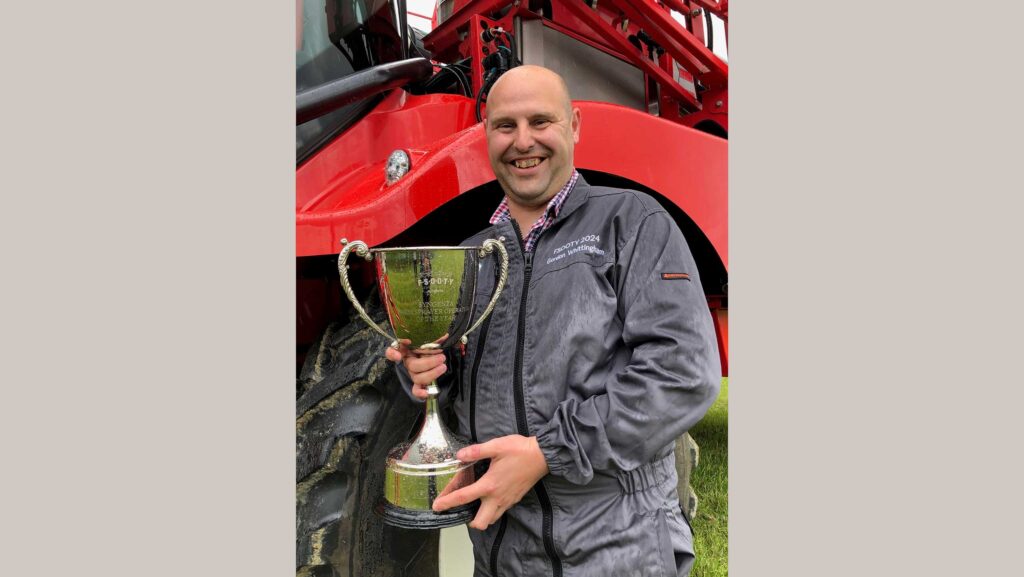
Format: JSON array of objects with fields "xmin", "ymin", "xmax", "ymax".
[{"xmin": 337, "ymin": 238, "xmax": 508, "ymax": 529}]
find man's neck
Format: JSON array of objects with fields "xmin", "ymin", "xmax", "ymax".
[
  {"xmin": 500, "ymin": 169, "xmax": 577, "ymax": 240},
  {"xmin": 508, "ymin": 204, "xmax": 546, "ymax": 238}
]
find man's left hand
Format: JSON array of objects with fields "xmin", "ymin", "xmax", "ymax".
[{"xmin": 432, "ymin": 435, "xmax": 549, "ymax": 531}]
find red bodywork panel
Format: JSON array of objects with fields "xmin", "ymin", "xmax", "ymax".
[
  {"xmin": 296, "ymin": 91, "xmax": 727, "ymax": 271},
  {"xmin": 296, "ymin": 0, "xmax": 729, "ymax": 375}
]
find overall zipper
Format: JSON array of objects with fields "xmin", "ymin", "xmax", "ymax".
[
  {"xmin": 469, "ymin": 261, "xmax": 500, "ymax": 444},
  {"xmin": 489, "ymin": 516, "xmax": 508, "ymax": 576},
  {"xmin": 468, "ymin": 315, "xmax": 489, "ymax": 443},
  {"xmin": 490, "ymin": 220, "xmax": 562, "ymax": 577},
  {"xmin": 474, "ymin": 258, "xmax": 506, "ymax": 576}
]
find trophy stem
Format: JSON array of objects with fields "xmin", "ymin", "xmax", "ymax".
[
  {"xmin": 418, "ymin": 380, "xmax": 449, "ymax": 448},
  {"xmin": 426, "ymin": 382, "xmax": 440, "ymax": 397},
  {"xmin": 377, "ymin": 378, "xmax": 478, "ymax": 529}
]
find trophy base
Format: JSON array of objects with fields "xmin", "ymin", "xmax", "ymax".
[{"xmin": 375, "ymin": 498, "xmax": 478, "ymax": 530}]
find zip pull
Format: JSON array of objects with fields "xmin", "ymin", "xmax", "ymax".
[{"xmin": 524, "ymin": 251, "xmax": 533, "ymax": 271}]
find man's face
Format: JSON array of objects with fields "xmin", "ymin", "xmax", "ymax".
[{"xmin": 484, "ymin": 76, "xmax": 581, "ymax": 210}]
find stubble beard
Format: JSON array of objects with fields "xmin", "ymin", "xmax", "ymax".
[
  {"xmin": 502, "ymin": 174, "xmax": 554, "ymax": 209},
  {"xmin": 496, "ymin": 160, "xmax": 575, "ymax": 211}
]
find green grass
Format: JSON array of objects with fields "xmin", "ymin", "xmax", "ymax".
[{"xmin": 690, "ymin": 377, "xmax": 728, "ymax": 577}]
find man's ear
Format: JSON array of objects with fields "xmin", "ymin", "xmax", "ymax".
[{"xmin": 571, "ymin": 107, "xmax": 581, "ymax": 143}]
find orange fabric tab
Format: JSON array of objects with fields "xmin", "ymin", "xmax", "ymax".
[{"xmin": 661, "ymin": 273, "xmax": 690, "ymax": 280}]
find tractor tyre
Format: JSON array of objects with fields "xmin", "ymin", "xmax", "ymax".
[
  {"xmin": 675, "ymin": 433, "xmax": 701, "ymax": 522},
  {"xmin": 296, "ymin": 293, "xmax": 438, "ymax": 577}
]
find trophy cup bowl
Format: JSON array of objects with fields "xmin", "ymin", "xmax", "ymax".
[{"xmin": 337, "ymin": 238, "xmax": 508, "ymax": 529}]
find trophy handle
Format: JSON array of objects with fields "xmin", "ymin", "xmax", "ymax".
[
  {"xmin": 459, "ymin": 238, "xmax": 509, "ymax": 345},
  {"xmin": 338, "ymin": 239, "xmax": 400, "ymax": 349}
]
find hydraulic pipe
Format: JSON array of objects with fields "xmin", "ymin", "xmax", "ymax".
[{"xmin": 296, "ymin": 58, "xmax": 433, "ymax": 125}]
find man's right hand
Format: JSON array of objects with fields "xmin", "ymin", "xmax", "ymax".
[{"xmin": 384, "ymin": 342, "xmax": 447, "ymax": 400}]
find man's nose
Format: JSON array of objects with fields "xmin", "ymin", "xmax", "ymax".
[{"xmin": 513, "ymin": 125, "xmax": 535, "ymax": 151}]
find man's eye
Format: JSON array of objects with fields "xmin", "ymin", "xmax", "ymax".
[{"xmin": 532, "ymin": 120, "xmax": 550, "ymax": 127}]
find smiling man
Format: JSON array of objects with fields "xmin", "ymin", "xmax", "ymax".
[
  {"xmin": 484, "ymin": 66, "xmax": 580, "ymax": 232},
  {"xmin": 386, "ymin": 65, "xmax": 720, "ymax": 576}
]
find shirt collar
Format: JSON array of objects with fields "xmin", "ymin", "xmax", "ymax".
[{"xmin": 489, "ymin": 169, "xmax": 580, "ymax": 226}]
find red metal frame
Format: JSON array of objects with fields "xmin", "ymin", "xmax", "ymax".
[
  {"xmin": 681, "ymin": 1, "xmax": 706, "ymax": 47},
  {"xmin": 425, "ymin": 0, "xmax": 511, "ymax": 59},
  {"xmin": 558, "ymin": 0, "xmax": 701, "ymax": 110},
  {"xmin": 424, "ymin": 0, "xmax": 727, "ymax": 130},
  {"xmin": 297, "ymin": 95, "xmax": 727, "ymax": 270},
  {"xmin": 680, "ymin": 86, "xmax": 727, "ymax": 131}
]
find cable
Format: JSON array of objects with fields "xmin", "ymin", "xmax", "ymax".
[
  {"xmin": 704, "ymin": 9, "xmax": 713, "ymax": 52},
  {"xmin": 499, "ymin": 29, "xmax": 520, "ymax": 66},
  {"xmin": 474, "ymin": 27, "xmax": 518, "ymax": 121},
  {"xmin": 411, "ymin": 37, "xmax": 472, "ymax": 98},
  {"xmin": 436, "ymin": 63, "xmax": 471, "ymax": 97},
  {"xmin": 475, "ymin": 69, "xmax": 498, "ymax": 122},
  {"xmin": 451, "ymin": 63, "xmax": 472, "ymax": 97},
  {"xmin": 475, "ymin": 47, "xmax": 512, "ymax": 121},
  {"xmin": 488, "ymin": 27, "xmax": 520, "ymax": 67}
]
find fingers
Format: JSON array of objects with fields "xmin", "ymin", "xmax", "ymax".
[
  {"xmin": 432, "ymin": 478, "xmax": 490, "ymax": 512},
  {"xmin": 433, "ymin": 436, "xmax": 548, "ymax": 531},
  {"xmin": 409, "ymin": 360, "xmax": 447, "ymax": 401},
  {"xmin": 384, "ymin": 339, "xmax": 410, "ymax": 362},
  {"xmin": 469, "ymin": 500, "xmax": 502, "ymax": 531},
  {"xmin": 384, "ymin": 343, "xmax": 448, "ymax": 396},
  {"xmin": 456, "ymin": 437, "xmax": 504, "ymax": 462},
  {"xmin": 436, "ymin": 466, "xmax": 473, "ymax": 499},
  {"xmin": 404, "ymin": 351, "xmax": 446, "ymax": 375},
  {"xmin": 411, "ymin": 382, "xmax": 435, "ymax": 400},
  {"xmin": 434, "ymin": 480, "xmax": 506, "ymax": 530}
]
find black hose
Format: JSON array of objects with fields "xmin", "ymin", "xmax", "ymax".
[
  {"xmin": 498, "ymin": 29, "xmax": 520, "ymax": 66},
  {"xmin": 421, "ymin": 66, "xmax": 465, "ymax": 96},
  {"xmin": 475, "ymin": 69, "xmax": 498, "ymax": 122},
  {"xmin": 297, "ymin": 58, "xmax": 433, "ymax": 125},
  {"xmin": 399, "ymin": 5, "xmax": 409, "ymax": 58},
  {"xmin": 438, "ymin": 64, "xmax": 471, "ymax": 97},
  {"xmin": 483, "ymin": 27, "xmax": 520, "ymax": 67},
  {"xmin": 411, "ymin": 38, "xmax": 471, "ymax": 98},
  {"xmin": 451, "ymin": 65, "xmax": 472, "ymax": 97},
  {"xmin": 473, "ymin": 28, "xmax": 518, "ymax": 121},
  {"xmin": 704, "ymin": 9, "xmax": 713, "ymax": 52}
]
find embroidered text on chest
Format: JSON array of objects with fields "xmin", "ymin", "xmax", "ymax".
[{"xmin": 546, "ymin": 234, "xmax": 606, "ymax": 265}]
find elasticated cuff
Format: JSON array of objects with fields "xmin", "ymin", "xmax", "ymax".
[{"xmin": 534, "ymin": 420, "xmax": 592, "ymax": 486}]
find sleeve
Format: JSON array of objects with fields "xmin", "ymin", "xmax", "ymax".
[{"xmin": 533, "ymin": 210, "xmax": 722, "ymax": 485}]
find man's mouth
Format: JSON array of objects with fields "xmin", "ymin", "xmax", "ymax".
[{"xmin": 510, "ymin": 157, "xmax": 543, "ymax": 169}]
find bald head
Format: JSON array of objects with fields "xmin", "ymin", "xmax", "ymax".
[
  {"xmin": 483, "ymin": 65, "xmax": 581, "ymax": 215},
  {"xmin": 488, "ymin": 65, "xmax": 573, "ymax": 119}
]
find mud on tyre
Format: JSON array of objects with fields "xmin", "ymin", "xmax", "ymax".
[{"xmin": 296, "ymin": 293, "xmax": 439, "ymax": 577}]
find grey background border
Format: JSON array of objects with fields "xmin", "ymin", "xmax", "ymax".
[
  {"xmin": 3, "ymin": 1, "xmax": 1024, "ymax": 575},
  {"xmin": 732, "ymin": 3, "xmax": 1024, "ymax": 575}
]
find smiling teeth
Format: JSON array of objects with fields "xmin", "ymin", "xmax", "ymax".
[{"xmin": 514, "ymin": 158, "xmax": 540, "ymax": 168}]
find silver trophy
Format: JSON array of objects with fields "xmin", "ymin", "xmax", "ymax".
[{"xmin": 337, "ymin": 238, "xmax": 508, "ymax": 529}]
